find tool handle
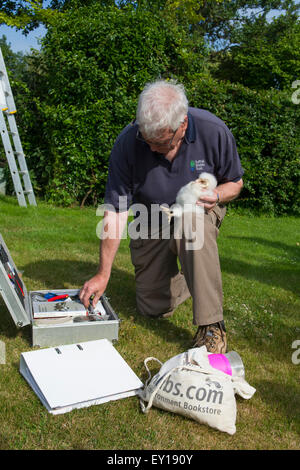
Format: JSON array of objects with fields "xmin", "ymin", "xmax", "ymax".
[{"xmin": 47, "ymin": 295, "xmax": 69, "ymax": 302}]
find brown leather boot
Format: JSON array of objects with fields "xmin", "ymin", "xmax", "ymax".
[{"xmin": 192, "ymin": 321, "xmax": 227, "ymax": 354}]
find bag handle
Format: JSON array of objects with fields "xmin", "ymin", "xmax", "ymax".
[
  {"xmin": 142, "ymin": 357, "xmax": 163, "ymax": 388},
  {"xmin": 139, "ymin": 363, "xmax": 213, "ymax": 414}
]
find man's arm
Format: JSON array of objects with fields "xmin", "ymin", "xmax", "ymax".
[
  {"xmin": 198, "ymin": 179, "xmax": 244, "ymax": 211},
  {"xmin": 79, "ymin": 210, "xmax": 128, "ymax": 308}
]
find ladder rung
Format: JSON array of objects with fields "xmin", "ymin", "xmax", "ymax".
[{"xmin": 1, "ymin": 46, "xmax": 37, "ymax": 208}]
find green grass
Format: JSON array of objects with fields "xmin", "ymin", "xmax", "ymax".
[{"xmin": 0, "ymin": 194, "xmax": 299, "ymax": 450}]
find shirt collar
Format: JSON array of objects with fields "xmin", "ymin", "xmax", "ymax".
[{"xmin": 185, "ymin": 111, "xmax": 196, "ymax": 143}]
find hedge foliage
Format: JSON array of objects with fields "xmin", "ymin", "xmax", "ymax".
[
  {"xmin": 9, "ymin": 4, "xmax": 300, "ymax": 214},
  {"xmin": 186, "ymin": 78, "xmax": 300, "ymax": 215},
  {"xmin": 23, "ymin": 4, "xmax": 208, "ymax": 206}
]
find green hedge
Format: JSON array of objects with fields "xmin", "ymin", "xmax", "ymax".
[
  {"xmin": 23, "ymin": 4, "xmax": 207, "ymax": 207},
  {"xmin": 12, "ymin": 5, "xmax": 300, "ymax": 215},
  {"xmin": 186, "ymin": 77, "xmax": 300, "ymax": 215}
]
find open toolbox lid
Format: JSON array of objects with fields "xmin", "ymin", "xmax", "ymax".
[{"xmin": 0, "ymin": 233, "xmax": 31, "ymax": 327}]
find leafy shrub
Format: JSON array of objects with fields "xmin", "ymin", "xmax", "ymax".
[
  {"xmin": 186, "ymin": 77, "xmax": 300, "ymax": 215},
  {"xmin": 7, "ymin": 5, "xmax": 299, "ymax": 215},
  {"xmin": 27, "ymin": 4, "xmax": 207, "ymax": 206}
]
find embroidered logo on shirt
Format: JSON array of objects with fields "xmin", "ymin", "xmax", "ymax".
[{"xmin": 190, "ymin": 159, "xmax": 205, "ymax": 172}]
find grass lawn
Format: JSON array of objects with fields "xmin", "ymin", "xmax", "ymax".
[{"xmin": 0, "ymin": 194, "xmax": 299, "ymax": 450}]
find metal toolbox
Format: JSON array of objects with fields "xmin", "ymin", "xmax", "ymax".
[{"xmin": 0, "ymin": 234, "xmax": 120, "ymax": 347}]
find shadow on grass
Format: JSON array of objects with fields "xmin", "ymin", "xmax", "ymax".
[
  {"xmin": 1, "ymin": 248, "xmax": 298, "ymax": 354},
  {"xmin": 256, "ymin": 380, "xmax": 300, "ymax": 435},
  {"xmin": 1, "ymin": 259, "xmax": 193, "ymax": 349},
  {"xmin": 1, "ymin": 228, "xmax": 298, "ymax": 354},
  {"xmin": 220, "ymin": 235, "xmax": 300, "ymax": 296},
  {"xmin": 0, "ymin": 433, "xmax": 12, "ymax": 450},
  {"xmin": 0, "ymin": 299, "xmax": 25, "ymax": 339}
]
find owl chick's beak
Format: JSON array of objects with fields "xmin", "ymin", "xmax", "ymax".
[{"xmin": 193, "ymin": 178, "xmax": 209, "ymax": 189}]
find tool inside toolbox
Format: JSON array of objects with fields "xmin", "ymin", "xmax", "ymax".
[
  {"xmin": 1, "ymin": 241, "xmax": 109, "ymax": 323},
  {"xmin": 31, "ymin": 291, "xmax": 109, "ymax": 322}
]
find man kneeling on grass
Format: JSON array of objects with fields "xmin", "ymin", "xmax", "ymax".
[{"xmin": 80, "ymin": 79, "xmax": 244, "ymax": 354}]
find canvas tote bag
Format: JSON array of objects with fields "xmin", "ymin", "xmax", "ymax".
[{"xmin": 138, "ymin": 346, "xmax": 256, "ymax": 435}]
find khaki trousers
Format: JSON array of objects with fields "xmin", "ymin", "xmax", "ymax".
[{"xmin": 129, "ymin": 205, "xmax": 226, "ymax": 326}]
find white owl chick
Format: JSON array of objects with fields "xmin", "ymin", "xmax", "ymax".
[{"xmin": 160, "ymin": 172, "xmax": 217, "ymax": 223}]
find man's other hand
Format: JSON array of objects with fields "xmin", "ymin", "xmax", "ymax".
[{"xmin": 79, "ymin": 273, "xmax": 109, "ymax": 308}]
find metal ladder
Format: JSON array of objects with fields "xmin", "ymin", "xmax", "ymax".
[{"xmin": 0, "ymin": 47, "xmax": 37, "ymax": 207}]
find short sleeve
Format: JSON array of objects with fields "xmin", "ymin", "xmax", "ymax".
[
  {"xmin": 216, "ymin": 128, "xmax": 244, "ymax": 183},
  {"xmin": 104, "ymin": 132, "xmax": 133, "ymax": 212}
]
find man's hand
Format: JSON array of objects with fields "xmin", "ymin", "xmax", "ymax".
[
  {"xmin": 196, "ymin": 191, "xmax": 219, "ymax": 211},
  {"xmin": 79, "ymin": 210, "xmax": 129, "ymax": 308},
  {"xmin": 79, "ymin": 273, "xmax": 109, "ymax": 308},
  {"xmin": 196, "ymin": 180, "xmax": 243, "ymax": 211}
]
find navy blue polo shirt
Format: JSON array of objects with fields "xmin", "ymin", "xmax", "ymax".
[{"xmin": 104, "ymin": 107, "xmax": 244, "ymax": 212}]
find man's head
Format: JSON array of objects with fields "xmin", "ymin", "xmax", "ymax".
[{"xmin": 136, "ymin": 79, "xmax": 188, "ymax": 144}]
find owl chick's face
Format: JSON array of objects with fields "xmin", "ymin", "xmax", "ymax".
[
  {"xmin": 194, "ymin": 177, "xmax": 210, "ymax": 189},
  {"xmin": 189, "ymin": 178, "xmax": 210, "ymax": 198}
]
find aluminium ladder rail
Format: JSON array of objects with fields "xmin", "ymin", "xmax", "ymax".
[{"xmin": 0, "ymin": 47, "xmax": 37, "ymax": 207}]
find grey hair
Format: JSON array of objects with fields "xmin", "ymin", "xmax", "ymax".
[{"xmin": 136, "ymin": 79, "xmax": 189, "ymax": 139}]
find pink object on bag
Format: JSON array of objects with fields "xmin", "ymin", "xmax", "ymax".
[
  {"xmin": 208, "ymin": 353, "xmax": 233, "ymax": 376},
  {"xmin": 208, "ymin": 351, "xmax": 245, "ymax": 378}
]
